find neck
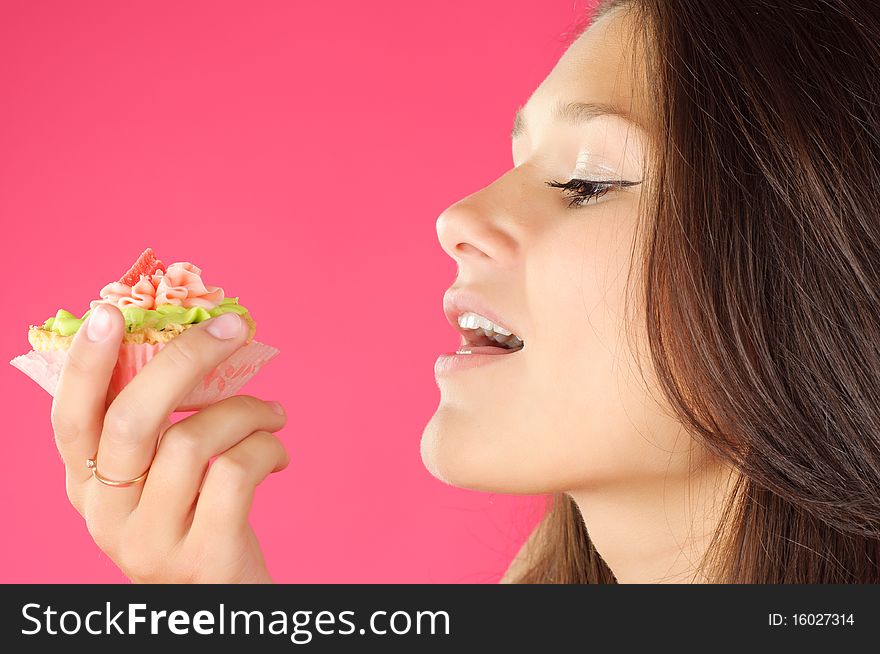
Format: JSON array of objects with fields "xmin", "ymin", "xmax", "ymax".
[{"xmin": 568, "ymin": 455, "xmax": 739, "ymax": 583}]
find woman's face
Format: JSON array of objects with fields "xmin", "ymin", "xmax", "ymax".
[{"xmin": 422, "ymin": 8, "xmax": 700, "ymax": 494}]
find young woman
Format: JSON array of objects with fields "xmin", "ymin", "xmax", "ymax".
[{"xmin": 49, "ymin": 0, "xmax": 880, "ymax": 583}]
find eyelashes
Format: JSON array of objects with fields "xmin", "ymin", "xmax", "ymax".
[{"xmin": 545, "ymin": 178, "xmax": 643, "ymax": 208}]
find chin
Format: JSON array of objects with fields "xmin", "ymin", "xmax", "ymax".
[
  {"xmin": 419, "ymin": 406, "xmax": 567, "ymax": 495},
  {"xmin": 419, "ymin": 409, "xmax": 506, "ymax": 491}
]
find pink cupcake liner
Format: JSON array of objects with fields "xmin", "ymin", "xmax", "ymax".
[{"xmin": 10, "ymin": 340, "xmax": 280, "ymax": 411}]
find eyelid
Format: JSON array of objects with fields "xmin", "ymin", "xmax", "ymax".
[
  {"xmin": 574, "ymin": 150, "xmax": 619, "ymax": 177},
  {"xmin": 571, "ymin": 171, "xmax": 620, "ymax": 183}
]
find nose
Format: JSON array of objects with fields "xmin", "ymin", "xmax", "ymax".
[{"xmin": 435, "ymin": 176, "xmax": 521, "ymax": 268}]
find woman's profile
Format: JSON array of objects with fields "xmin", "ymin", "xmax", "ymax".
[{"xmin": 43, "ymin": 0, "xmax": 880, "ymax": 583}]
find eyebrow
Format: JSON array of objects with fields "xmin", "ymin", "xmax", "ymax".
[{"xmin": 511, "ymin": 100, "xmax": 644, "ymax": 139}]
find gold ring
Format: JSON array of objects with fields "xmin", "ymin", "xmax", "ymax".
[{"xmin": 85, "ymin": 456, "xmax": 150, "ymax": 488}]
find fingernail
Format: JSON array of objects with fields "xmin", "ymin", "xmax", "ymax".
[
  {"xmin": 86, "ymin": 304, "xmax": 113, "ymax": 342},
  {"xmin": 269, "ymin": 401, "xmax": 285, "ymax": 416},
  {"xmin": 206, "ymin": 312, "xmax": 243, "ymax": 340}
]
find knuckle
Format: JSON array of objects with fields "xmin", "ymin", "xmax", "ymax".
[
  {"xmin": 245, "ymin": 428, "xmax": 279, "ymax": 453},
  {"xmin": 101, "ymin": 408, "xmax": 139, "ymax": 447},
  {"xmin": 161, "ymin": 337, "xmax": 202, "ymax": 370},
  {"xmin": 250, "ymin": 429, "xmax": 278, "ymax": 445},
  {"xmin": 211, "ymin": 453, "xmax": 252, "ymax": 484},
  {"xmin": 160, "ymin": 424, "xmax": 203, "ymax": 458},
  {"xmin": 255, "ymin": 430, "xmax": 286, "ymax": 460},
  {"xmin": 63, "ymin": 346, "xmax": 92, "ymax": 376},
  {"xmin": 213, "ymin": 431, "xmax": 283, "ymax": 479},
  {"xmin": 250, "ymin": 430, "xmax": 285, "ymax": 459},
  {"xmin": 50, "ymin": 406, "xmax": 85, "ymax": 446},
  {"xmin": 229, "ymin": 394, "xmax": 267, "ymax": 414},
  {"xmin": 207, "ymin": 431, "xmax": 283, "ymax": 488}
]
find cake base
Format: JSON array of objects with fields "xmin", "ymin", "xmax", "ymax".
[{"xmin": 10, "ymin": 339, "xmax": 280, "ymax": 411}]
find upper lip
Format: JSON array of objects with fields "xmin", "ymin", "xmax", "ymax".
[{"xmin": 443, "ymin": 287, "xmax": 524, "ymax": 346}]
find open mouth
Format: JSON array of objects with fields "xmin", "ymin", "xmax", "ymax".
[{"xmin": 456, "ymin": 312, "xmax": 524, "ymax": 354}]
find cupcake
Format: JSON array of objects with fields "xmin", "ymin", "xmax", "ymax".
[{"xmin": 11, "ymin": 248, "xmax": 279, "ymax": 410}]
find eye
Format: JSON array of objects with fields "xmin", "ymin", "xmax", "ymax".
[{"xmin": 546, "ymin": 178, "xmax": 642, "ymax": 208}]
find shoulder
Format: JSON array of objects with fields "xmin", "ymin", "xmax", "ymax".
[{"xmin": 500, "ymin": 525, "xmax": 540, "ymax": 584}]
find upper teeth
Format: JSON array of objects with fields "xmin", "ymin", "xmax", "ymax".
[
  {"xmin": 458, "ymin": 311, "xmax": 513, "ymax": 336},
  {"xmin": 457, "ymin": 312, "xmax": 525, "ymax": 350}
]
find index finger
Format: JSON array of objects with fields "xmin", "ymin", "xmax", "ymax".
[{"xmin": 95, "ymin": 311, "xmax": 248, "ymax": 483}]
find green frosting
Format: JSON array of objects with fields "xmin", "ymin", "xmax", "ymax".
[{"xmin": 40, "ymin": 297, "xmax": 249, "ymax": 335}]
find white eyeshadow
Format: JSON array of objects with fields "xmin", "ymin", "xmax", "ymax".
[{"xmin": 573, "ymin": 149, "xmax": 619, "ymax": 179}]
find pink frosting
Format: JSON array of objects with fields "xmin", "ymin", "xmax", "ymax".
[{"xmin": 90, "ymin": 262, "xmax": 224, "ymax": 311}]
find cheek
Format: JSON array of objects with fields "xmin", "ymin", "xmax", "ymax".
[
  {"xmin": 527, "ymin": 225, "xmax": 657, "ymax": 484},
  {"xmin": 536, "ymin": 217, "xmax": 696, "ymax": 486},
  {"xmin": 525, "ymin": 213, "xmax": 688, "ymax": 487}
]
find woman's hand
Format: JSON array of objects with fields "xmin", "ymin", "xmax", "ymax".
[{"xmin": 49, "ymin": 303, "xmax": 289, "ymax": 583}]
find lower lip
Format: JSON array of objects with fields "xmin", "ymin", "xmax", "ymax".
[{"xmin": 434, "ymin": 345, "xmax": 523, "ymax": 376}]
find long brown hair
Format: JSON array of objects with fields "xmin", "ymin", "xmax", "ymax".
[{"xmin": 515, "ymin": 0, "xmax": 880, "ymax": 583}]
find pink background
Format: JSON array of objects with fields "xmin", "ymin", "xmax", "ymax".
[{"xmin": 0, "ymin": 0, "xmax": 595, "ymax": 582}]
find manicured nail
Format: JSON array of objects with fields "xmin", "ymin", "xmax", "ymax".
[
  {"xmin": 269, "ymin": 401, "xmax": 285, "ymax": 416},
  {"xmin": 206, "ymin": 312, "xmax": 243, "ymax": 340},
  {"xmin": 86, "ymin": 304, "xmax": 113, "ymax": 342}
]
